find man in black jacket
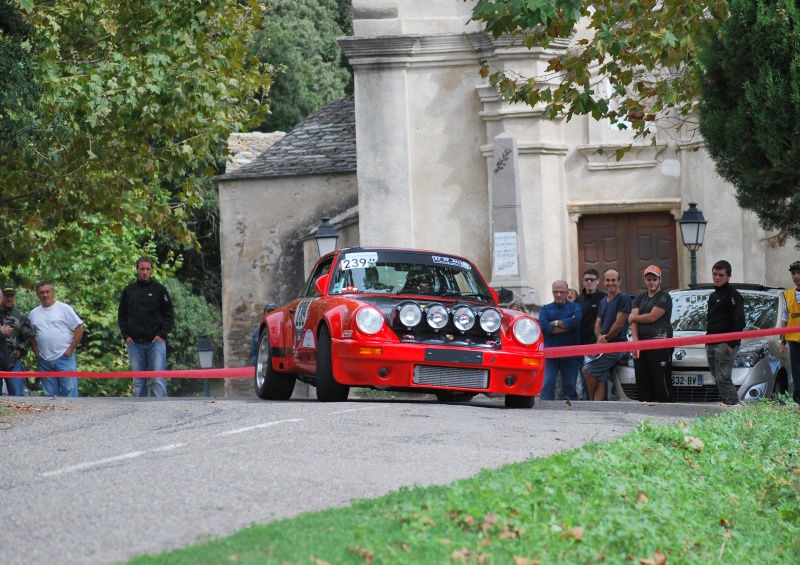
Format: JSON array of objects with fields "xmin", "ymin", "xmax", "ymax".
[
  {"xmin": 576, "ymin": 268, "xmax": 606, "ymax": 399},
  {"xmin": 118, "ymin": 257, "xmax": 174, "ymax": 397},
  {"xmin": 706, "ymin": 259, "xmax": 745, "ymax": 405}
]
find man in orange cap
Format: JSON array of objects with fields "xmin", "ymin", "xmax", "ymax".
[{"xmin": 629, "ymin": 265, "xmax": 673, "ymax": 402}]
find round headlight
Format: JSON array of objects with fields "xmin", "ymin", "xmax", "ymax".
[
  {"xmin": 479, "ymin": 308, "xmax": 502, "ymax": 333},
  {"xmin": 356, "ymin": 306, "xmax": 384, "ymax": 335},
  {"xmin": 452, "ymin": 306, "xmax": 475, "ymax": 331},
  {"xmin": 426, "ymin": 304, "xmax": 449, "ymax": 329},
  {"xmin": 513, "ymin": 317, "xmax": 541, "ymax": 345},
  {"xmin": 398, "ymin": 303, "xmax": 422, "ymax": 327}
]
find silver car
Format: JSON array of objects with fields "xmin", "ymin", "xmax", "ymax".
[{"xmin": 610, "ymin": 285, "xmax": 793, "ymax": 403}]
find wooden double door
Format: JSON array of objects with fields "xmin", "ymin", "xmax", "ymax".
[{"xmin": 578, "ymin": 212, "xmax": 678, "ymax": 295}]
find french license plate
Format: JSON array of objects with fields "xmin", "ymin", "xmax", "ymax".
[{"xmin": 672, "ymin": 373, "xmax": 703, "ymax": 387}]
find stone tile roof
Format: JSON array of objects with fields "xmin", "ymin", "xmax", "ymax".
[
  {"xmin": 217, "ymin": 95, "xmax": 356, "ymax": 180},
  {"xmin": 225, "ymin": 132, "xmax": 286, "ymax": 173}
]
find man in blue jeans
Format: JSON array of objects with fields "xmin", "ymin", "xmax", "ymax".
[
  {"xmin": 118, "ymin": 257, "xmax": 174, "ymax": 397},
  {"xmin": 538, "ymin": 280, "xmax": 582, "ymax": 400},
  {"xmin": 29, "ymin": 281, "xmax": 84, "ymax": 397}
]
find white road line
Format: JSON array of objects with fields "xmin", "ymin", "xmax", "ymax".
[
  {"xmin": 42, "ymin": 444, "xmax": 188, "ymax": 477},
  {"xmin": 41, "ymin": 410, "xmax": 366, "ymax": 477},
  {"xmin": 214, "ymin": 418, "xmax": 304, "ymax": 437},
  {"xmin": 328, "ymin": 406, "xmax": 381, "ymax": 415}
]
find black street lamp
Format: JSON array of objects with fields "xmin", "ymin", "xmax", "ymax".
[
  {"xmin": 315, "ymin": 217, "xmax": 339, "ymax": 257},
  {"xmin": 197, "ymin": 334, "xmax": 214, "ymax": 397},
  {"xmin": 678, "ymin": 202, "xmax": 708, "ymax": 286}
]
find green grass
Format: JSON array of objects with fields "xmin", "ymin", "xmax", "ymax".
[{"xmin": 129, "ymin": 401, "xmax": 800, "ymax": 564}]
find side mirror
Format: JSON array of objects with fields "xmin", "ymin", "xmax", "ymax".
[
  {"xmin": 314, "ymin": 274, "xmax": 330, "ymax": 297},
  {"xmin": 489, "ymin": 287, "xmax": 500, "ymax": 304}
]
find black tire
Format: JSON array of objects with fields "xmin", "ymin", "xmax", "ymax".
[
  {"xmin": 505, "ymin": 394, "xmax": 535, "ymax": 409},
  {"xmin": 435, "ymin": 392, "xmax": 475, "ymax": 403},
  {"xmin": 315, "ymin": 325, "xmax": 349, "ymax": 402},
  {"xmin": 254, "ymin": 330, "xmax": 295, "ymax": 400},
  {"xmin": 772, "ymin": 371, "xmax": 789, "ymax": 398}
]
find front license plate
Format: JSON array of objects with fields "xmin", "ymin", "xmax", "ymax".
[
  {"xmin": 672, "ymin": 373, "xmax": 703, "ymax": 387},
  {"xmin": 424, "ymin": 349, "xmax": 483, "ymax": 365}
]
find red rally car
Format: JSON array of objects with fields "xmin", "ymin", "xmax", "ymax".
[{"xmin": 254, "ymin": 247, "xmax": 544, "ymax": 408}]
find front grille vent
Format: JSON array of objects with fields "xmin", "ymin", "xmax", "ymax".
[{"xmin": 413, "ymin": 365, "xmax": 489, "ymax": 389}]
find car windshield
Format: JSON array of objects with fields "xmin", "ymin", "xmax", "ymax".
[
  {"xmin": 671, "ymin": 290, "xmax": 778, "ymax": 331},
  {"xmin": 328, "ymin": 250, "xmax": 493, "ymax": 302}
]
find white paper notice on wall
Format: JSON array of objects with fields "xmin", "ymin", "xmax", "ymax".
[{"xmin": 493, "ymin": 232, "xmax": 519, "ymax": 276}]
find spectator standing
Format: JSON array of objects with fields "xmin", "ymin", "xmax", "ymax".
[
  {"xmin": 576, "ymin": 268, "xmax": 607, "ymax": 398},
  {"xmin": 29, "ymin": 281, "xmax": 84, "ymax": 397},
  {"xmin": 629, "ymin": 265, "xmax": 674, "ymax": 402},
  {"xmin": 576, "ymin": 269, "xmax": 606, "ymax": 345},
  {"xmin": 538, "ymin": 280, "xmax": 582, "ymax": 401},
  {"xmin": 118, "ymin": 257, "xmax": 174, "ymax": 397},
  {"xmin": 567, "ymin": 288, "xmax": 578, "ymax": 302},
  {"xmin": 0, "ymin": 285, "xmax": 34, "ymax": 396},
  {"xmin": 249, "ymin": 303, "xmax": 278, "ymax": 365},
  {"xmin": 780, "ymin": 261, "xmax": 800, "ymax": 405},
  {"xmin": 705, "ymin": 260, "xmax": 745, "ymax": 405},
  {"xmin": 581, "ymin": 269, "xmax": 630, "ymax": 401}
]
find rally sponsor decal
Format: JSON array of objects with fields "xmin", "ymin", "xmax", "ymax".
[
  {"xmin": 302, "ymin": 329, "xmax": 316, "ymax": 348},
  {"xmin": 432, "ymin": 255, "xmax": 471, "ymax": 270}
]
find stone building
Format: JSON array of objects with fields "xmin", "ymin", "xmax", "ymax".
[{"xmin": 216, "ymin": 2, "xmax": 797, "ymax": 396}]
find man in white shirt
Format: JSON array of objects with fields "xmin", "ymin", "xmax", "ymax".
[{"xmin": 29, "ymin": 281, "xmax": 84, "ymax": 397}]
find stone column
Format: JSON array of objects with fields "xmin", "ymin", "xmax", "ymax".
[{"xmin": 488, "ymin": 133, "xmax": 538, "ymax": 304}]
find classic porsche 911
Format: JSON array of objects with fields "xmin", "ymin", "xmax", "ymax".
[{"xmin": 254, "ymin": 247, "xmax": 544, "ymax": 408}]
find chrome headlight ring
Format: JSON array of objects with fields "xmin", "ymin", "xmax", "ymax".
[
  {"xmin": 479, "ymin": 308, "xmax": 502, "ymax": 333},
  {"xmin": 355, "ymin": 306, "xmax": 384, "ymax": 335},
  {"xmin": 452, "ymin": 305, "xmax": 476, "ymax": 331},
  {"xmin": 398, "ymin": 302, "xmax": 423, "ymax": 328},
  {"xmin": 426, "ymin": 303, "xmax": 449, "ymax": 330},
  {"xmin": 513, "ymin": 317, "xmax": 541, "ymax": 345}
]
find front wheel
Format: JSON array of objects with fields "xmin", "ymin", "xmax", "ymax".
[
  {"xmin": 505, "ymin": 394, "xmax": 535, "ymax": 409},
  {"xmin": 254, "ymin": 330, "xmax": 295, "ymax": 400},
  {"xmin": 315, "ymin": 325, "xmax": 349, "ymax": 402}
]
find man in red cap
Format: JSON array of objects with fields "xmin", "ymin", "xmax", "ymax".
[
  {"xmin": 628, "ymin": 265, "xmax": 673, "ymax": 402},
  {"xmin": 779, "ymin": 261, "xmax": 800, "ymax": 404}
]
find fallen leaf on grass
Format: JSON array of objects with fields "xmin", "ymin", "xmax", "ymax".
[
  {"xmin": 682, "ymin": 435, "xmax": 704, "ymax": 452},
  {"xmin": 310, "ymin": 558, "xmax": 332, "ymax": 565},
  {"xmin": 349, "ymin": 546, "xmax": 374, "ymax": 564},
  {"xmin": 513, "ymin": 557, "xmax": 541, "ymax": 565},
  {"xmin": 639, "ymin": 550, "xmax": 667, "ymax": 564},
  {"xmin": 226, "ymin": 555, "xmax": 240, "ymax": 561},
  {"xmin": 636, "ymin": 491, "xmax": 649, "ymax": 504},
  {"xmin": 562, "ymin": 525, "xmax": 584, "ymax": 541},
  {"xmin": 452, "ymin": 547, "xmax": 472, "ymax": 561}
]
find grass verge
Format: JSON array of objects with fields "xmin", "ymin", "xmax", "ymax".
[{"xmin": 129, "ymin": 401, "xmax": 800, "ymax": 564}]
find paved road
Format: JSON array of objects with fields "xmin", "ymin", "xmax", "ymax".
[{"xmin": 0, "ymin": 396, "xmax": 728, "ymax": 564}]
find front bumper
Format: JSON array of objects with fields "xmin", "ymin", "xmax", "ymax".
[
  {"xmin": 611, "ymin": 358, "xmax": 775, "ymax": 403},
  {"xmin": 332, "ymin": 339, "xmax": 543, "ymax": 397}
]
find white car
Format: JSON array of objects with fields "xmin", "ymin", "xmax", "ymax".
[{"xmin": 610, "ymin": 285, "xmax": 793, "ymax": 403}]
